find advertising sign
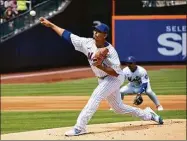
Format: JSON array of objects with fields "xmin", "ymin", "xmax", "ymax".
[{"xmin": 113, "ymin": 15, "xmax": 186, "ymax": 62}]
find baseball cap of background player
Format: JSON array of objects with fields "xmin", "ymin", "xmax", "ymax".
[
  {"xmin": 93, "ymin": 23, "xmax": 110, "ymax": 34},
  {"xmin": 126, "ymin": 56, "xmax": 136, "ymax": 63}
]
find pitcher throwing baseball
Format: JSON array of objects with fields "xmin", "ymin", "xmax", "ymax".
[
  {"xmin": 120, "ymin": 56, "xmax": 163, "ymax": 111},
  {"xmin": 40, "ymin": 17, "xmax": 163, "ymax": 136}
]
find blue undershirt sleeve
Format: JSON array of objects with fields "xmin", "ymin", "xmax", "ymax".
[
  {"xmin": 138, "ymin": 82, "xmax": 148, "ymax": 94},
  {"xmin": 61, "ymin": 30, "xmax": 72, "ymax": 44}
]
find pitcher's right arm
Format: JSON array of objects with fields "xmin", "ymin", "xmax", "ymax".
[{"xmin": 39, "ymin": 17, "xmax": 87, "ymax": 53}]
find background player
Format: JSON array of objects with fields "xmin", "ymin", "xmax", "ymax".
[
  {"xmin": 39, "ymin": 17, "xmax": 163, "ymax": 136},
  {"xmin": 120, "ymin": 56, "xmax": 163, "ymax": 111}
]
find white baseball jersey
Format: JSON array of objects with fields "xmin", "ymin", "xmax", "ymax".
[
  {"xmin": 67, "ymin": 33, "xmax": 153, "ymax": 130},
  {"xmin": 120, "ymin": 66, "xmax": 161, "ymax": 107},
  {"xmin": 70, "ymin": 34, "xmax": 123, "ymax": 77},
  {"xmin": 123, "ymin": 66, "xmax": 150, "ymax": 87}
]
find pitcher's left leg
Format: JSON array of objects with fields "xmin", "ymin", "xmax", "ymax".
[
  {"xmin": 106, "ymin": 90, "xmax": 163, "ymax": 124},
  {"xmin": 107, "ymin": 90, "xmax": 152, "ymax": 121}
]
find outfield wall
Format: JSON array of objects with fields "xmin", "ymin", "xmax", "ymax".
[
  {"xmin": 0, "ymin": 0, "xmax": 186, "ymax": 73},
  {"xmin": 113, "ymin": 15, "xmax": 186, "ymax": 63}
]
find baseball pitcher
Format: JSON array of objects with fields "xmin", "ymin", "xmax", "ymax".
[{"xmin": 39, "ymin": 17, "xmax": 163, "ymax": 136}]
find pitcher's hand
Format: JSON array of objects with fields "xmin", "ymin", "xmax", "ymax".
[{"xmin": 39, "ymin": 17, "xmax": 53, "ymax": 28}]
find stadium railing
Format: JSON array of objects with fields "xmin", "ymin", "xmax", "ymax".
[{"xmin": 0, "ymin": 0, "xmax": 71, "ymax": 43}]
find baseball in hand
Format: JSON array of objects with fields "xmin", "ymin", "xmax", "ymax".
[
  {"xmin": 94, "ymin": 48, "xmax": 109, "ymax": 60},
  {"xmin": 92, "ymin": 48, "xmax": 109, "ymax": 66},
  {"xmin": 30, "ymin": 10, "xmax": 36, "ymax": 16}
]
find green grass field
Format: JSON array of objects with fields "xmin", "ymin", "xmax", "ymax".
[
  {"xmin": 1, "ymin": 69, "xmax": 186, "ymax": 134},
  {"xmin": 1, "ymin": 110, "xmax": 186, "ymax": 134},
  {"xmin": 1, "ymin": 69, "xmax": 186, "ymax": 96}
]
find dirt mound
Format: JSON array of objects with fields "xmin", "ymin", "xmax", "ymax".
[{"xmin": 1, "ymin": 119, "xmax": 186, "ymax": 140}]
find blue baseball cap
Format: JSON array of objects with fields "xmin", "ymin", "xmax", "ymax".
[
  {"xmin": 93, "ymin": 23, "xmax": 109, "ymax": 34},
  {"xmin": 126, "ymin": 56, "xmax": 136, "ymax": 63}
]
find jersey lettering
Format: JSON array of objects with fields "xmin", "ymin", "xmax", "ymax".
[
  {"xmin": 88, "ymin": 52, "xmax": 94, "ymax": 60},
  {"xmin": 123, "ymin": 66, "xmax": 150, "ymax": 87},
  {"xmin": 128, "ymin": 76, "xmax": 141, "ymax": 84}
]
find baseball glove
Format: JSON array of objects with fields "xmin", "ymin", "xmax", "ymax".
[
  {"xmin": 93, "ymin": 48, "xmax": 109, "ymax": 66},
  {"xmin": 133, "ymin": 94, "xmax": 143, "ymax": 105}
]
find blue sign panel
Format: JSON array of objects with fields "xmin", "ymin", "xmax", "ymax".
[{"xmin": 114, "ymin": 17, "xmax": 186, "ymax": 62}]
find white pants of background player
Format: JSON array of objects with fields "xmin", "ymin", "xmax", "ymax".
[
  {"xmin": 74, "ymin": 74, "xmax": 153, "ymax": 131},
  {"xmin": 120, "ymin": 82, "xmax": 160, "ymax": 107}
]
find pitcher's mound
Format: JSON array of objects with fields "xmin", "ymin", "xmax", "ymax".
[{"xmin": 1, "ymin": 119, "xmax": 186, "ymax": 140}]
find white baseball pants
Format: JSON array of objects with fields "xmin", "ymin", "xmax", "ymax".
[{"xmin": 74, "ymin": 74, "xmax": 152, "ymax": 130}]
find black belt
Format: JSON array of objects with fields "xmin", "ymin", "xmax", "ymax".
[{"xmin": 97, "ymin": 75, "xmax": 108, "ymax": 79}]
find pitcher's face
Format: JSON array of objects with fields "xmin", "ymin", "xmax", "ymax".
[{"xmin": 93, "ymin": 30, "xmax": 107, "ymax": 41}]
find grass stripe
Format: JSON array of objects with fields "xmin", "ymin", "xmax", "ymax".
[
  {"xmin": 1, "ymin": 69, "xmax": 186, "ymax": 96},
  {"xmin": 1, "ymin": 110, "xmax": 186, "ymax": 134}
]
